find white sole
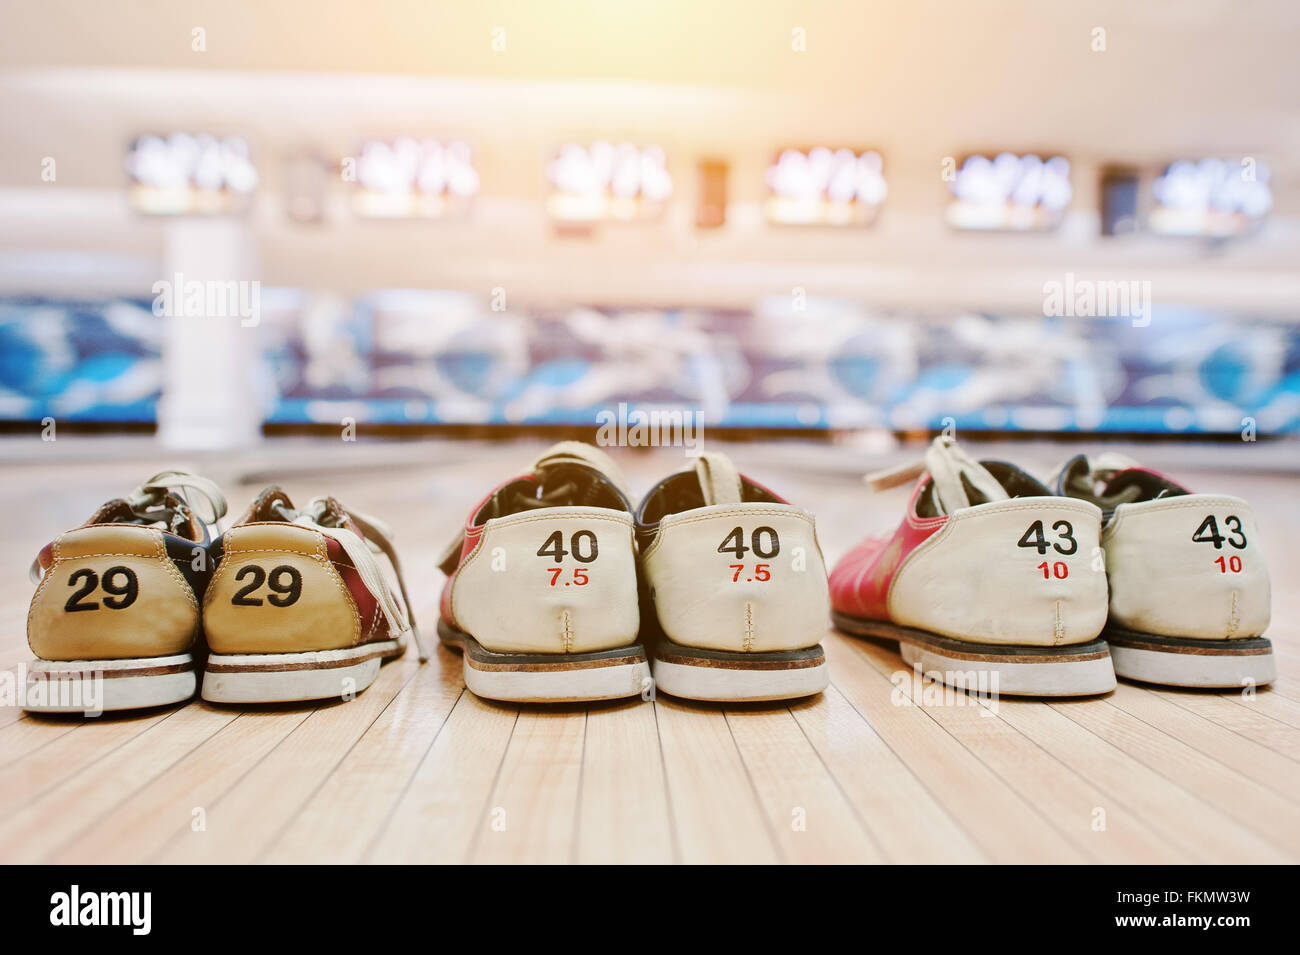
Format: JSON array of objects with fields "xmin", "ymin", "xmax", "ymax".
[
  {"xmin": 201, "ymin": 639, "xmax": 402, "ymax": 704},
  {"xmin": 462, "ymin": 658, "xmax": 651, "ymax": 703},
  {"xmin": 1106, "ymin": 628, "xmax": 1276, "ymax": 689},
  {"xmin": 834, "ymin": 611, "xmax": 1116, "ymax": 697},
  {"xmin": 897, "ymin": 640, "xmax": 1116, "ymax": 697},
  {"xmin": 24, "ymin": 653, "xmax": 196, "ymax": 714},
  {"xmin": 650, "ymin": 641, "xmax": 828, "ymax": 702},
  {"xmin": 439, "ymin": 620, "xmax": 649, "ymax": 703}
]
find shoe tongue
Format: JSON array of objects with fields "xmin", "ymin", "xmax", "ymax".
[
  {"xmin": 692, "ymin": 452, "xmax": 743, "ymax": 506},
  {"xmin": 87, "ymin": 498, "xmax": 146, "ymax": 526},
  {"xmin": 533, "ymin": 441, "xmax": 630, "ymax": 501},
  {"xmin": 924, "ymin": 438, "xmax": 1010, "ymax": 513},
  {"xmin": 245, "ymin": 486, "xmax": 297, "ymax": 523},
  {"xmin": 86, "ymin": 494, "xmax": 204, "ymax": 540},
  {"xmin": 1051, "ymin": 454, "xmax": 1091, "ymax": 498},
  {"xmin": 1102, "ymin": 466, "xmax": 1191, "ymax": 502},
  {"xmin": 1053, "ymin": 452, "xmax": 1187, "ymax": 506}
]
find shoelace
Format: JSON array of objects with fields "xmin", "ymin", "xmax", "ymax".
[
  {"xmin": 533, "ymin": 441, "xmax": 631, "ymax": 501},
  {"xmin": 864, "ymin": 435, "xmax": 1008, "ymax": 513},
  {"xmin": 29, "ymin": 470, "xmax": 228, "ymax": 585},
  {"xmin": 439, "ymin": 443, "xmax": 631, "ymax": 575},
  {"xmin": 1057, "ymin": 452, "xmax": 1145, "ymax": 504},
  {"xmin": 276, "ymin": 498, "xmax": 429, "ymax": 663},
  {"xmin": 127, "ymin": 470, "xmax": 228, "ymax": 529},
  {"xmin": 510, "ymin": 480, "xmax": 580, "ymax": 510}
]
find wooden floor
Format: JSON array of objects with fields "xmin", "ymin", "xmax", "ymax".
[{"xmin": 2, "ymin": 436, "xmax": 1298, "ymax": 864}]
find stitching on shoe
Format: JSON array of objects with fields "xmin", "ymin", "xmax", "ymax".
[
  {"xmin": 315, "ymin": 531, "xmax": 362, "ymax": 647},
  {"xmin": 33, "ymin": 551, "xmax": 160, "ymax": 559},
  {"xmin": 743, "ymin": 601, "xmax": 755, "ymax": 652},
  {"xmin": 641, "ymin": 506, "xmax": 815, "ymax": 563},
  {"xmin": 154, "ymin": 530, "xmax": 198, "ymax": 612},
  {"xmin": 26, "ymin": 534, "xmax": 63, "ymax": 653}
]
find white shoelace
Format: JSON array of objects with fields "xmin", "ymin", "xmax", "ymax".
[
  {"xmin": 533, "ymin": 441, "xmax": 632, "ymax": 501},
  {"xmin": 864, "ymin": 435, "xmax": 1009, "ymax": 514},
  {"xmin": 1052, "ymin": 452, "xmax": 1142, "ymax": 500},
  {"xmin": 286, "ymin": 498, "xmax": 429, "ymax": 663},
  {"xmin": 128, "ymin": 470, "xmax": 228, "ymax": 527},
  {"xmin": 29, "ymin": 470, "xmax": 228, "ymax": 585}
]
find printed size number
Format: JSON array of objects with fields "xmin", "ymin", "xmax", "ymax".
[
  {"xmin": 546, "ymin": 566, "xmax": 589, "ymax": 587},
  {"xmin": 1214, "ymin": 555, "xmax": 1243, "ymax": 574},
  {"xmin": 717, "ymin": 526, "xmax": 780, "ymax": 559},
  {"xmin": 64, "ymin": 566, "xmax": 139, "ymax": 612},
  {"xmin": 1036, "ymin": 561, "xmax": 1069, "ymax": 580},
  {"xmin": 536, "ymin": 530, "xmax": 599, "ymax": 563},
  {"xmin": 538, "ymin": 530, "xmax": 597, "ymax": 586},
  {"xmin": 1192, "ymin": 515, "xmax": 1247, "ymax": 550},
  {"xmin": 729, "ymin": 563, "xmax": 771, "ymax": 583},
  {"xmin": 1017, "ymin": 520, "xmax": 1077, "ymax": 556},
  {"xmin": 231, "ymin": 564, "xmax": 303, "ymax": 607}
]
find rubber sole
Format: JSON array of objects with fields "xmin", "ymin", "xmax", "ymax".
[
  {"xmin": 1105, "ymin": 625, "xmax": 1276, "ymax": 688},
  {"xmin": 437, "ymin": 619, "xmax": 649, "ymax": 703},
  {"xmin": 832, "ymin": 610, "xmax": 1116, "ymax": 697},
  {"xmin": 201, "ymin": 637, "xmax": 405, "ymax": 703},
  {"xmin": 651, "ymin": 639, "xmax": 828, "ymax": 702},
  {"xmin": 23, "ymin": 653, "xmax": 196, "ymax": 714}
]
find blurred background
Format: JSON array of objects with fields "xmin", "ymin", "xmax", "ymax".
[{"xmin": 1, "ymin": 0, "xmax": 1298, "ymax": 449}]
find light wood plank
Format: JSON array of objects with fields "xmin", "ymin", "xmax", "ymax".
[
  {"xmin": 366, "ymin": 691, "xmax": 518, "ymax": 863},
  {"xmin": 574, "ymin": 698, "xmax": 674, "ymax": 865},
  {"xmin": 1265, "ymin": 675, "xmax": 1300, "ymax": 704},
  {"xmin": 262, "ymin": 652, "xmax": 465, "ymax": 863},
  {"xmin": 980, "ymin": 696, "xmax": 1242, "ymax": 863},
  {"xmin": 1106, "ymin": 682, "xmax": 1300, "ymax": 798},
  {"xmin": 1230, "ymin": 686, "xmax": 1300, "ymax": 732},
  {"xmin": 0, "ymin": 709, "xmax": 173, "ymax": 819},
  {"xmin": 789, "ymin": 684, "xmax": 986, "ymax": 863},
  {"xmin": 1051, "ymin": 698, "xmax": 1298, "ymax": 860},
  {"xmin": 850, "ymin": 637, "xmax": 1180, "ymax": 864},
  {"xmin": 1159, "ymin": 690, "xmax": 1300, "ymax": 761},
  {"xmin": 654, "ymin": 696, "xmax": 780, "ymax": 864},
  {"xmin": 725, "ymin": 703, "xmax": 882, "ymax": 863},
  {"xmin": 0, "ymin": 714, "xmax": 79, "ymax": 767},
  {"xmin": 823, "ymin": 633, "xmax": 1085, "ymax": 862},
  {"xmin": 154, "ymin": 659, "xmax": 415, "ymax": 863},
  {"xmin": 0, "ymin": 704, "xmax": 236, "ymax": 862},
  {"xmin": 51, "ymin": 707, "xmax": 314, "ymax": 864},
  {"xmin": 470, "ymin": 706, "xmax": 587, "ymax": 864}
]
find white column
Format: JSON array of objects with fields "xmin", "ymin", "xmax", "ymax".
[{"xmin": 155, "ymin": 218, "xmax": 264, "ymax": 450}]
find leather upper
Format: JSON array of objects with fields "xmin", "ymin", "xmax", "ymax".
[
  {"xmin": 28, "ymin": 523, "xmax": 204, "ymax": 660},
  {"xmin": 830, "ymin": 439, "xmax": 1109, "ymax": 647},
  {"xmin": 1103, "ymin": 494, "xmax": 1270, "ymax": 639},
  {"xmin": 446, "ymin": 506, "xmax": 640, "ymax": 654},
  {"xmin": 203, "ymin": 488, "xmax": 409, "ymax": 655},
  {"xmin": 27, "ymin": 475, "xmax": 222, "ymax": 661},
  {"xmin": 439, "ymin": 443, "xmax": 641, "ymax": 654},
  {"xmin": 637, "ymin": 453, "xmax": 830, "ymax": 653},
  {"xmin": 1056, "ymin": 456, "xmax": 1272, "ymax": 639},
  {"xmin": 204, "ymin": 522, "xmax": 368, "ymax": 654}
]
